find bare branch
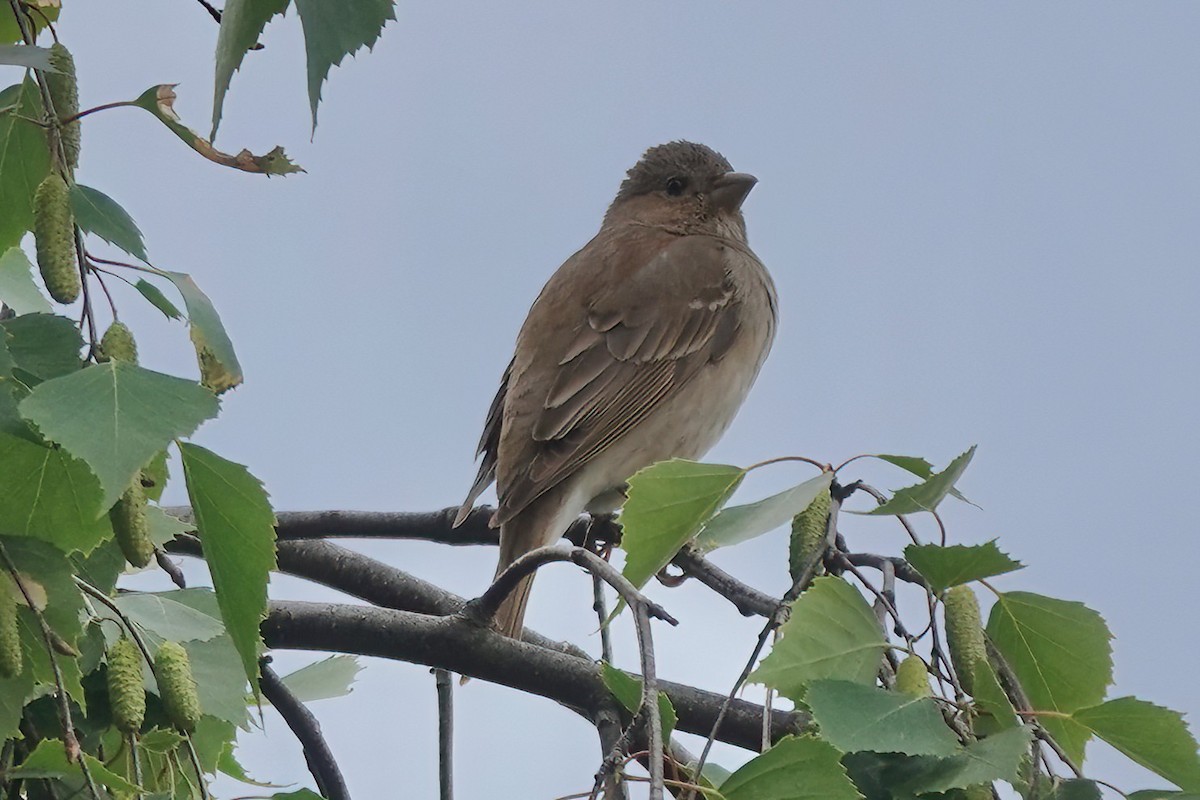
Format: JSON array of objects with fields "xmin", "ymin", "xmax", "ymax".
[
  {"xmin": 262, "ymin": 600, "xmax": 810, "ymax": 752},
  {"xmin": 260, "ymin": 661, "xmax": 350, "ymax": 800},
  {"xmin": 434, "ymin": 669, "xmax": 454, "ymax": 800}
]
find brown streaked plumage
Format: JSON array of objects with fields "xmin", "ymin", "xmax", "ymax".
[{"xmin": 457, "ymin": 141, "xmax": 777, "ymax": 637}]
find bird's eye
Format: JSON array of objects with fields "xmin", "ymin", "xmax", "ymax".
[{"xmin": 665, "ymin": 176, "xmax": 686, "ymax": 196}]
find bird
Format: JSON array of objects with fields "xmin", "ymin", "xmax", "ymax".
[{"xmin": 456, "ymin": 141, "xmax": 778, "ymax": 638}]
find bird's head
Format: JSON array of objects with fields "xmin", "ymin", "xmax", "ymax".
[{"xmin": 604, "ymin": 141, "xmax": 757, "ymax": 240}]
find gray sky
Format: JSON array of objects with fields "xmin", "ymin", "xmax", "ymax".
[{"xmin": 42, "ymin": 2, "xmax": 1200, "ymax": 797}]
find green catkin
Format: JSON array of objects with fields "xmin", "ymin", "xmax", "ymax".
[
  {"xmin": 894, "ymin": 654, "xmax": 932, "ymax": 697},
  {"xmin": 107, "ymin": 636, "xmax": 146, "ymax": 733},
  {"xmin": 788, "ymin": 489, "xmax": 831, "ymax": 583},
  {"xmin": 0, "ymin": 573, "xmax": 23, "ymax": 679},
  {"xmin": 45, "ymin": 43, "xmax": 80, "ymax": 169},
  {"xmin": 155, "ymin": 641, "xmax": 201, "ymax": 733},
  {"xmin": 110, "ymin": 479, "xmax": 153, "ymax": 568},
  {"xmin": 944, "ymin": 584, "xmax": 987, "ymax": 696},
  {"xmin": 99, "ymin": 321, "xmax": 138, "ymax": 363},
  {"xmin": 32, "ymin": 173, "xmax": 80, "ymax": 304}
]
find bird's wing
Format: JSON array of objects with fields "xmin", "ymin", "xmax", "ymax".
[
  {"xmin": 454, "ymin": 358, "xmax": 512, "ymax": 526},
  {"xmin": 493, "ymin": 234, "xmax": 744, "ymax": 527}
]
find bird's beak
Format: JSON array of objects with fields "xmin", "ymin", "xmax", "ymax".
[{"xmin": 709, "ymin": 171, "xmax": 758, "ymax": 212}]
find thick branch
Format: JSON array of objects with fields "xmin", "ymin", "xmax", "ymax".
[{"xmin": 262, "ymin": 600, "xmax": 809, "ymax": 752}]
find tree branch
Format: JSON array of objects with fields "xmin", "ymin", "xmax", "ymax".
[
  {"xmin": 259, "ymin": 661, "xmax": 349, "ymax": 800},
  {"xmin": 262, "ymin": 600, "xmax": 809, "ymax": 752}
]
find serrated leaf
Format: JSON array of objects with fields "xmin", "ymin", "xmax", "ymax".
[
  {"xmin": 293, "ymin": 0, "xmax": 396, "ymax": 130},
  {"xmin": 875, "ymin": 453, "xmax": 975, "ymax": 506},
  {"xmin": 1073, "ymin": 698, "xmax": 1200, "ymax": 791},
  {"xmin": 69, "ymin": 184, "xmax": 148, "ymax": 262},
  {"xmin": 0, "ymin": 433, "xmax": 109, "ymax": 551},
  {"xmin": 0, "ymin": 80, "xmax": 51, "ymax": 252},
  {"xmin": 1045, "ymin": 779, "xmax": 1104, "ymax": 800},
  {"xmin": 599, "ymin": 662, "xmax": 676, "ymax": 742},
  {"xmin": 19, "ymin": 361, "xmax": 220, "ymax": 510},
  {"xmin": 695, "ymin": 471, "xmax": 833, "ymax": 551},
  {"xmin": 865, "ymin": 446, "xmax": 976, "ymax": 516},
  {"xmin": 750, "ymin": 577, "xmax": 886, "ymax": 700},
  {"xmin": 134, "ymin": 278, "xmax": 182, "ymax": 319},
  {"xmin": 278, "ymin": 655, "xmax": 362, "ymax": 704},
  {"xmin": 161, "ymin": 270, "xmax": 243, "ymax": 392},
  {"xmin": 721, "ymin": 735, "xmax": 863, "ymax": 800},
  {"xmin": 970, "ymin": 657, "xmax": 1019, "ymax": 731},
  {"xmin": 620, "ymin": 459, "xmax": 745, "ymax": 590},
  {"xmin": 145, "ymin": 504, "xmax": 193, "ymax": 547},
  {"xmin": 269, "ymin": 791, "xmax": 326, "ymax": 800},
  {"xmin": 115, "ymin": 592, "xmax": 225, "ymax": 643},
  {"xmin": 986, "ymin": 591, "xmax": 1112, "ymax": 765},
  {"xmin": 895, "ymin": 725, "xmax": 1033, "ymax": 794},
  {"xmin": 132, "ymin": 84, "xmax": 302, "ymax": 175},
  {"xmin": 212, "ymin": 0, "xmax": 290, "ymax": 139},
  {"xmin": 179, "ymin": 443, "xmax": 276, "ymax": 690},
  {"xmin": 1128, "ymin": 792, "xmax": 1200, "ymax": 800},
  {"xmin": 0, "ymin": 43, "xmax": 54, "ymax": 70},
  {"xmin": 0, "ymin": 247, "xmax": 51, "ymax": 314},
  {"xmin": 0, "ymin": 312, "xmax": 82, "ymax": 382},
  {"xmin": 903, "ymin": 540, "xmax": 1023, "ymax": 593},
  {"xmin": 806, "ymin": 679, "xmax": 960, "ymax": 756}
]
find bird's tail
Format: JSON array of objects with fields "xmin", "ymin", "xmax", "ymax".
[
  {"xmin": 493, "ymin": 571, "xmax": 536, "ymax": 639},
  {"xmin": 493, "ymin": 493, "xmax": 577, "ymax": 638}
]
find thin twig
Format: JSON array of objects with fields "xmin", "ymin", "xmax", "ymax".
[
  {"xmin": 183, "ymin": 739, "xmax": 210, "ymax": 800},
  {"xmin": 260, "ymin": 661, "xmax": 349, "ymax": 800},
  {"xmin": 434, "ymin": 668, "xmax": 454, "ymax": 800},
  {"xmin": 58, "ymin": 100, "xmax": 137, "ymax": 126},
  {"xmin": 853, "ymin": 483, "xmax": 922, "ymax": 545},
  {"xmin": 463, "ymin": 546, "xmax": 673, "ymax": 799}
]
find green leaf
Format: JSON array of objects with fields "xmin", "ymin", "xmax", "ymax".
[
  {"xmin": 269, "ymin": 791, "xmax": 326, "ymax": 800},
  {"xmin": 806, "ymin": 679, "xmax": 960, "ymax": 757},
  {"xmin": 721, "ymin": 735, "xmax": 863, "ymax": 800},
  {"xmin": 132, "ymin": 84, "xmax": 302, "ymax": 175},
  {"xmin": 750, "ymin": 577, "xmax": 886, "ymax": 700},
  {"xmin": 599, "ymin": 662, "xmax": 677, "ymax": 742},
  {"xmin": 0, "ymin": 312, "xmax": 82, "ymax": 382},
  {"xmin": 895, "ymin": 725, "xmax": 1033, "ymax": 794},
  {"xmin": 293, "ymin": 0, "xmax": 396, "ymax": 130},
  {"xmin": 1073, "ymin": 698, "xmax": 1200, "ymax": 791},
  {"xmin": 134, "ymin": 278, "xmax": 182, "ymax": 319},
  {"xmin": 0, "ymin": 80, "xmax": 50, "ymax": 252},
  {"xmin": 695, "ymin": 471, "xmax": 833, "ymax": 551},
  {"xmin": 278, "ymin": 655, "xmax": 363, "ymax": 703},
  {"xmin": 903, "ymin": 540, "xmax": 1023, "ymax": 593},
  {"xmin": 0, "ymin": 43, "xmax": 54, "ymax": 70},
  {"xmin": 19, "ymin": 361, "xmax": 220, "ymax": 510},
  {"xmin": 146, "ymin": 504, "xmax": 194, "ymax": 547},
  {"xmin": 1044, "ymin": 779, "xmax": 1104, "ymax": 800},
  {"xmin": 874, "ymin": 453, "xmax": 975, "ymax": 506},
  {"xmin": 1128, "ymin": 792, "xmax": 1200, "ymax": 800},
  {"xmin": 69, "ymin": 184, "xmax": 149, "ymax": 262},
  {"xmin": 0, "ymin": 666, "xmax": 35, "ymax": 741},
  {"xmin": 161, "ymin": 270, "xmax": 244, "ymax": 392},
  {"xmin": 0, "ymin": 7, "xmax": 58, "ymax": 44},
  {"xmin": 0, "ymin": 433, "xmax": 109, "ymax": 551},
  {"xmin": 10, "ymin": 739, "xmax": 143, "ymax": 795},
  {"xmin": 864, "ymin": 446, "xmax": 976, "ymax": 516},
  {"xmin": 179, "ymin": 443, "xmax": 276, "ymax": 690},
  {"xmin": 115, "ymin": 592, "xmax": 225, "ymax": 643},
  {"xmin": 986, "ymin": 591, "xmax": 1112, "ymax": 765},
  {"xmin": 969, "ymin": 658, "xmax": 1019, "ymax": 731},
  {"xmin": 620, "ymin": 459, "xmax": 745, "ymax": 590},
  {"xmin": 212, "ymin": 0, "xmax": 291, "ymax": 139},
  {"xmin": 0, "ymin": 247, "xmax": 52, "ymax": 314}
]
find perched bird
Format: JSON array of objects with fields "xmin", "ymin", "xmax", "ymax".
[{"xmin": 457, "ymin": 141, "xmax": 777, "ymax": 637}]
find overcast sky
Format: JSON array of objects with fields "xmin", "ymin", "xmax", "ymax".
[{"xmin": 37, "ymin": 3, "xmax": 1200, "ymax": 797}]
